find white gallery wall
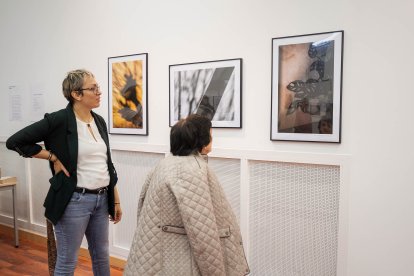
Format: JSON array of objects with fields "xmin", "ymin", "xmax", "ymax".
[{"xmin": 0, "ymin": 0, "xmax": 413, "ymax": 275}]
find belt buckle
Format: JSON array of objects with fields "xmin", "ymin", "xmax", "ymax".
[{"xmin": 98, "ymin": 187, "xmax": 107, "ymax": 194}]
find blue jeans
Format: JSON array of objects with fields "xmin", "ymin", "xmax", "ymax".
[{"xmin": 54, "ymin": 191, "xmax": 110, "ymax": 276}]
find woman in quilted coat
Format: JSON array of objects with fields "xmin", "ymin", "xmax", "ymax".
[{"xmin": 125, "ymin": 114, "xmax": 249, "ymax": 275}]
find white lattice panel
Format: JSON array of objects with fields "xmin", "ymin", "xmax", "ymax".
[
  {"xmin": 249, "ymin": 161, "xmax": 340, "ymax": 276},
  {"xmin": 209, "ymin": 157, "xmax": 241, "ymax": 221},
  {"xmin": 111, "ymin": 150, "xmax": 164, "ymax": 250}
]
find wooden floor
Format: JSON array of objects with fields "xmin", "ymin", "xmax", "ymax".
[{"xmin": 0, "ymin": 226, "xmax": 124, "ymax": 275}]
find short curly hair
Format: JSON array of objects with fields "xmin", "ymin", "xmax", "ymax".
[
  {"xmin": 62, "ymin": 69, "xmax": 94, "ymax": 104},
  {"xmin": 170, "ymin": 114, "xmax": 212, "ymax": 156}
]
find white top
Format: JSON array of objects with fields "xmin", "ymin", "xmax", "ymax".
[{"xmin": 76, "ymin": 117, "xmax": 110, "ymax": 190}]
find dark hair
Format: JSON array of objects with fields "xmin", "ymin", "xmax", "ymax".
[
  {"xmin": 170, "ymin": 114, "xmax": 212, "ymax": 156},
  {"xmin": 318, "ymin": 116, "xmax": 332, "ymax": 129}
]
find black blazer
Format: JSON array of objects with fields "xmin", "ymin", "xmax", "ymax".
[{"xmin": 6, "ymin": 104, "xmax": 118, "ymax": 224}]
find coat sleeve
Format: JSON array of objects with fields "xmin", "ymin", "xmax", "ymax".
[
  {"xmin": 6, "ymin": 113, "xmax": 53, "ymax": 157},
  {"xmin": 169, "ymin": 172, "xmax": 226, "ymax": 276}
]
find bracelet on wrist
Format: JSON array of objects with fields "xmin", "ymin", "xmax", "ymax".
[
  {"xmin": 47, "ymin": 150, "xmax": 53, "ymax": 161},
  {"xmin": 114, "ymin": 202, "xmax": 120, "ymax": 204},
  {"xmin": 48, "ymin": 151, "xmax": 57, "ymax": 163},
  {"xmin": 51, "ymin": 154, "xmax": 57, "ymax": 163}
]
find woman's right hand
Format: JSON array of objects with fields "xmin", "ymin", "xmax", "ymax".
[{"xmin": 53, "ymin": 158, "xmax": 70, "ymax": 177}]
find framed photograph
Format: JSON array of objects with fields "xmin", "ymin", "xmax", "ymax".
[
  {"xmin": 169, "ymin": 58, "xmax": 242, "ymax": 128},
  {"xmin": 108, "ymin": 53, "xmax": 148, "ymax": 135},
  {"xmin": 271, "ymin": 31, "xmax": 343, "ymax": 142}
]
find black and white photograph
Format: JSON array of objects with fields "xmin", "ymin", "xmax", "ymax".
[
  {"xmin": 169, "ymin": 58, "xmax": 242, "ymax": 128},
  {"xmin": 271, "ymin": 31, "xmax": 343, "ymax": 142}
]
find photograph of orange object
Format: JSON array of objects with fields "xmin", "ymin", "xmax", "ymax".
[{"xmin": 108, "ymin": 53, "xmax": 148, "ymax": 135}]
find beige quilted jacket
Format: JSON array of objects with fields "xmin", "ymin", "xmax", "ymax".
[{"xmin": 124, "ymin": 154, "xmax": 249, "ymax": 276}]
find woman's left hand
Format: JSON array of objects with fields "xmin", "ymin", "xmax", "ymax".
[{"xmin": 110, "ymin": 204, "xmax": 122, "ymax": 224}]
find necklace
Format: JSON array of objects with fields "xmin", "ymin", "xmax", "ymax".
[
  {"xmin": 87, "ymin": 122, "xmax": 98, "ymax": 142},
  {"xmin": 74, "ymin": 109, "xmax": 97, "ymax": 142}
]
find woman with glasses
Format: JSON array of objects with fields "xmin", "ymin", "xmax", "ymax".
[
  {"xmin": 124, "ymin": 114, "xmax": 249, "ymax": 276},
  {"xmin": 6, "ymin": 69, "xmax": 121, "ymax": 275}
]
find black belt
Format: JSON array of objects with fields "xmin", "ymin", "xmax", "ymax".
[{"xmin": 75, "ymin": 187, "xmax": 108, "ymax": 194}]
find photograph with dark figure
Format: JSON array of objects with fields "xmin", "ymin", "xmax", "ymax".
[
  {"xmin": 271, "ymin": 31, "xmax": 343, "ymax": 142},
  {"xmin": 170, "ymin": 59, "xmax": 242, "ymax": 128},
  {"xmin": 278, "ymin": 41, "xmax": 334, "ymax": 134},
  {"xmin": 108, "ymin": 53, "xmax": 148, "ymax": 135}
]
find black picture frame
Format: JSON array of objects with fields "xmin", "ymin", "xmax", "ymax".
[
  {"xmin": 271, "ymin": 31, "xmax": 344, "ymax": 142},
  {"xmin": 108, "ymin": 53, "xmax": 148, "ymax": 135},
  {"xmin": 169, "ymin": 58, "xmax": 242, "ymax": 128}
]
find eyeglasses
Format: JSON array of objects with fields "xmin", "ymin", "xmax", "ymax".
[{"xmin": 78, "ymin": 85, "xmax": 101, "ymax": 95}]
